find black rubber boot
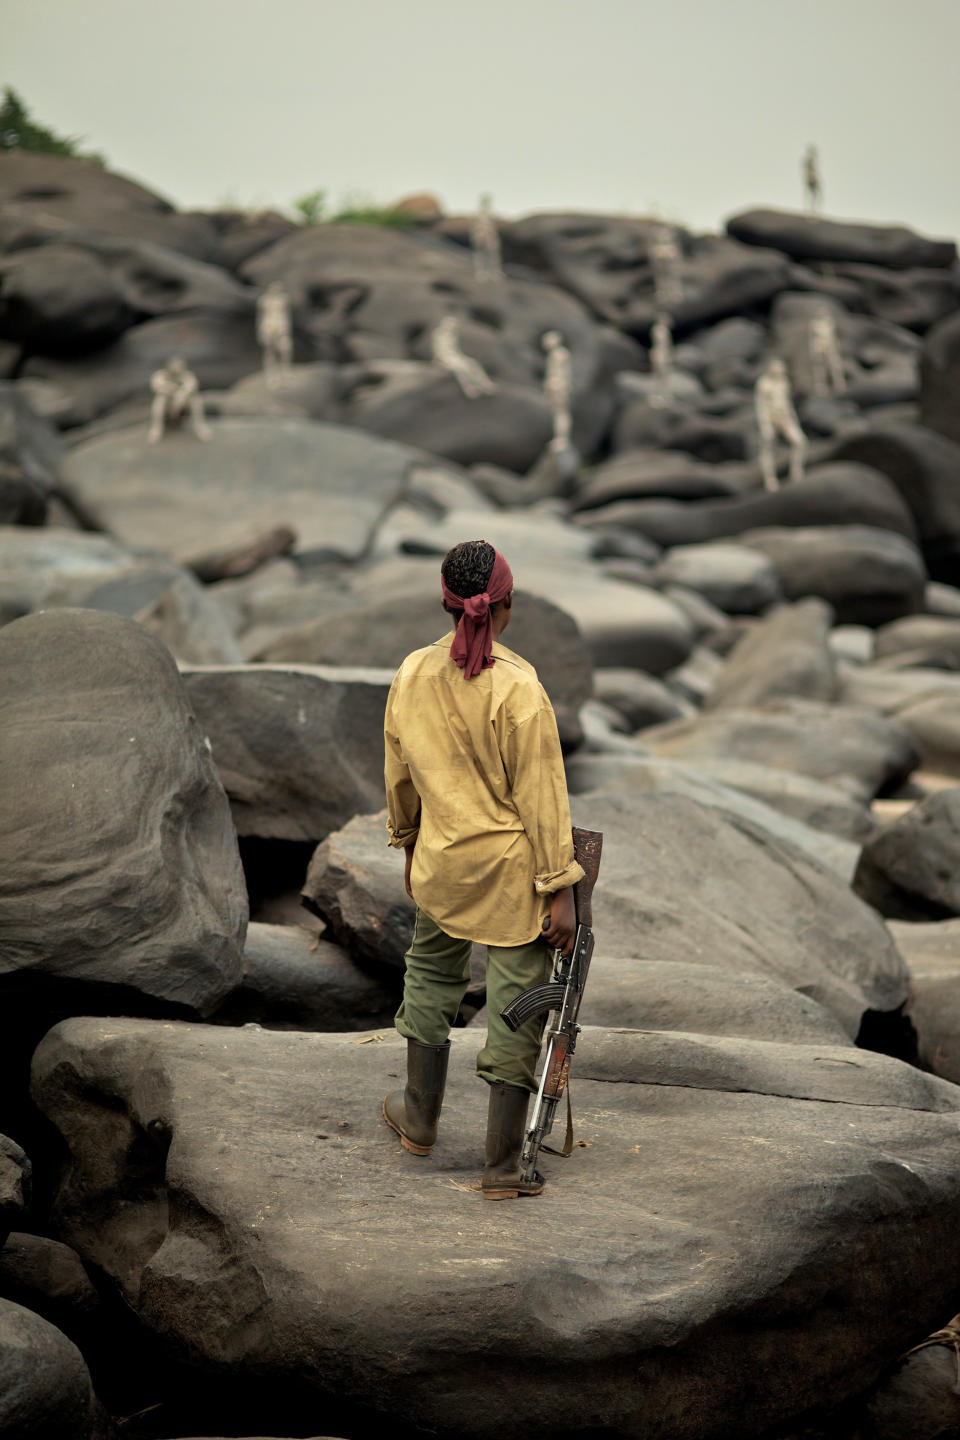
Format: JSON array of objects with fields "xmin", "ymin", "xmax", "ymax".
[
  {"xmin": 481, "ymin": 1082, "xmax": 545, "ymax": 1199},
  {"xmin": 382, "ymin": 1039, "xmax": 450, "ymax": 1155}
]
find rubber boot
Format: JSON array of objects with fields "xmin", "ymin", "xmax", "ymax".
[
  {"xmin": 382, "ymin": 1039, "xmax": 450, "ymax": 1155},
  {"xmin": 481, "ymin": 1082, "xmax": 545, "ymax": 1200}
]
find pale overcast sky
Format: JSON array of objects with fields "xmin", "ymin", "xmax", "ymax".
[{"xmin": 5, "ymin": 0, "xmax": 959, "ymax": 240}]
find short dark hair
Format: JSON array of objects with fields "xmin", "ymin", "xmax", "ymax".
[{"xmin": 441, "ymin": 540, "xmax": 496, "ymax": 600}]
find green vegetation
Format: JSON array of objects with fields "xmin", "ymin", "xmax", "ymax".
[
  {"xmin": 0, "ymin": 86, "xmax": 104, "ymax": 161},
  {"xmin": 291, "ymin": 187, "xmax": 417, "ymax": 229}
]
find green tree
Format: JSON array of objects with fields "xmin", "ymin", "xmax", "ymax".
[
  {"xmin": 0, "ymin": 86, "xmax": 103, "ymax": 161},
  {"xmin": 292, "ymin": 188, "xmax": 328, "ymax": 225}
]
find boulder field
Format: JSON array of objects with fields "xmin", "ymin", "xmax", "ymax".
[{"xmin": 4, "ymin": 151, "xmax": 960, "ymax": 1439}]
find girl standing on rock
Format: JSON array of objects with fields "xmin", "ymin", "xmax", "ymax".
[{"xmin": 382, "ymin": 539, "xmax": 583, "ymax": 1198}]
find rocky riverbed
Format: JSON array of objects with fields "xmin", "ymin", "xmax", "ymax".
[{"xmin": 3, "ymin": 150, "xmax": 960, "ymax": 1440}]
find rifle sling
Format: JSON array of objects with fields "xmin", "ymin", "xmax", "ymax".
[{"xmin": 540, "ymin": 1087, "xmax": 575, "ymax": 1158}]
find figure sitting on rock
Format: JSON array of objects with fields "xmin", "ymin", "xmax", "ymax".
[
  {"xmin": 541, "ymin": 329, "xmax": 573, "ymax": 452},
  {"xmin": 383, "ymin": 539, "xmax": 583, "ymax": 1199},
  {"xmin": 256, "ymin": 280, "xmax": 293, "ymax": 384},
  {"xmin": 471, "ymin": 193, "xmax": 503, "ymax": 284},
  {"xmin": 755, "ymin": 356, "xmax": 806, "ymax": 491},
  {"xmin": 430, "ymin": 315, "xmax": 497, "ymax": 399},
  {"xmin": 808, "ymin": 306, "xmax": 846, "ymax": 396},
  {"xmin": 146, "ymin": 356, "xmax": 211, "ymax": 445}
]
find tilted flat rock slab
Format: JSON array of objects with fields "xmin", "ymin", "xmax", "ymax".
[
  {"xmin": 32, "ymin": 1017, "xmax": 960, "ymax": 1440},
  {"xmin": 59, "ymin": 416, "xmax": 440, "ymax": 563},
  {"xmin": 181, "ymin": 664, "xmax": 394, "ymax": 843},
  {"xmin": 727, "ymin": 209, "xmax": 956, "ymax": 271},
  {"xmin": 570, "ymin": 791, "xmax": 905, "ymax": 1036}
]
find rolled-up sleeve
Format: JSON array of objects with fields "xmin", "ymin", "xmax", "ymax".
[
  {"xmin": 384, "ymin": 681, "xmax": 420, "ymax": 849},
  {"xmin": 502, "ymin": 690, "xmax": 584, "ymax": 896}
]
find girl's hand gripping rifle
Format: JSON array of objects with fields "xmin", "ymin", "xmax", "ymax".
[{"xmin": 499, "ymin": 828, "xmax": 603, "ymax": 1187}]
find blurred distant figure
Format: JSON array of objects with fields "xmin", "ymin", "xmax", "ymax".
[
  {"xmin": 256, "ymin": 280, "xmax": 293, "ymax": 384},
  {"xmin": 431, "ymin": 315, "xmax": 497, "ymax": 398},
  {"xmin": 541, "ymin": 329, "xmax": 572, "ymax": 451},
  {"xmin": 649, "ymin": 225, "xmax": 683, "ymax": 312},
  {"xmin": 803, "ymin": 144, "xmax": 822, "ymax": 213},
  {"xmin": 755, "ymin": 357, "xmax": 805, "ymax": 490},
  {"xmin": 146, "ymin": 356, "xmax": 211, "ymax": 445},
  {"xmin": 471, "ymin": 193, "xmax": 503, "ymax": 283},
  {"xmin": 808, "ymin": 306, "xmax": 846, "ymax": 395},
  {"xmin": 650, "ymin": 313, "xmax": 674, "ymax": 378}
]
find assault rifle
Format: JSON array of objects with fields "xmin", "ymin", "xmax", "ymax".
[{"xmin": 499, "ymin": 827, "xmax": 603, "ymax": 1186}]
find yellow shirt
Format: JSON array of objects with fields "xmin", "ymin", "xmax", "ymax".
[{"xmin": 384, "ymin": 636, "xmax": 584, "ymax": 947}]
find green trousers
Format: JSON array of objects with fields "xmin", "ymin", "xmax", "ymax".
[{"xmin": 394, "ymin": 908, "xmax": 553, "ymax": 1092}]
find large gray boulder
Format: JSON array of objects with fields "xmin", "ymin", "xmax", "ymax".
[
  {"xmin": 181, "ymin": 665, "xmax": 392, "ymax": 843},
  {"xmin": 249, "ymin": 587, "xmax": 592, "ymax": 749},
  {"xmin": 0, "ymin": 526, "xmax": 142, "ymax": 620},
  {"xmin": 504, "ymin": 214, "xmax": 792, "ymax": 334},
  {"xmin": 0, "ymin": 151, "xmax": 218, "ymax": 259},
  {"xmin": 831, "ymin": 424, "xmax": 960, "ymax": 584},
  {"xmin": 0, "ymin": 383, "xmax": 63, "ymax": 521},
  {"xmin": 0, "ymin": 609, "xmax": 247, "ymax": 1016},
  {"xmin": 301, "ymin": 810, "xmax": 413, "ymax": 967},
  {"xmin": 838, "ymin": 666, "xmax": 960, "ymax": 777},
  {"xmin": 737, "ymin": 524, "xmax": 927, "ymax": 626},
  {"xmin": 242, "ymin": 222, "xmax": 606, "ymax": 398},
  {"xmin": 565, "ymin": 751, "xmax": 861, "ymax": 878},
  {"xmin": 0, "ymin": 1298, "xmax": 94, "ymax": 1440},
  {"xmin": 679, "ymin": 758, "xmax": 875, "ymax": 843},
  {"xmin": 30, "ymin": 1015, "xmax": 960, "ymax": 1440},
  {"xmin": 0, "ymin": 1138, "xmax": 29, "ymax": 1251},
  {"xmin": 653, "ymin": 541, "xmax": 781, "ymax": 614},
  {"xmin": 641, "ymin": 701, "xmax": 919, "ymax": 805},
  {"xmin": 874, "ymin": 614, "xmax": 960, "ymax": 667},
  {"xmin": 59, "ymin": 416, "xmax": 440, "ymax": 564},
  {"xmin": 575, "ymin": 462, "xmax": 917, "ymax": 551},
  {"xmin": 569, "ymin": 791, "xmax": 907, "ymax": 1036},
  {"xmin": 0, "ymin": 231, "xmax": 253, "ymax": 352},
  {"xmin": 704, "ymin": 598, "xmax": 838, "ymax": 710},
  {"xmin": 890, "ymin": 918, "xmax": 960, "ymax": 1085},
  {"xmin": 22, "ymin": 311, "xmax": 268, "ymax": 427},
  {"xmin": 853, "ymin": 789, "xmax": 960, "ymax": 921},
  {"xmin": 211, "ymin": 923, "xmax": 400, "ymax": 1031},
  {"xmin": 726, "ymin": 209, "xmax": 956, "ymax": 270},
  {"xmin": 920, "ymin": 307, "xmax": 960, "ymax": 444}
]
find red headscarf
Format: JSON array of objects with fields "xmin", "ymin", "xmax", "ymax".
[{"xmin": 440, "ymin": 547, "xmax": 514, "ymax": 680}]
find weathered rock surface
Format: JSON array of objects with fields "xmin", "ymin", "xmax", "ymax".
[
  {"xmin": 0, "ymin": 526, "xmax": 143, "ymax": 620},
  {"xmin": 31, "ymin": 1015, "xmax": 960, "ymax": 1440},
  {"xmin": 591, "ymin": 668, "xmax": 694, "ymax": 731},
  {"xmin": 890, "ymin": 919, "xmax": 960, "ymax": 1085},
  {"xmin": 22, "ymin": 311, "xmax": 269, "ymax": 427},
  {"xmin": 680, "ymin": 757, "xmax": 875, "ymax": 843},
  {"xmin": 874, "ymin": 614, "xmax": 960, "ymax": 668},
  {"xmin": 505, "ymin": 214, "xmax": 793, "ymax": 334},
  {"xmin": 59, "ymin": 416, "xmax": 438, "ymax": 563},
  {"xmin": 573, "ymin": 448, "xmax": 745, "ymax": 509},
  {"xmin": 211, "ymin": 922, "xmax": 400, "ymax": 1031},
  {"xmin": 738, "ymin": 525, "xmax": 926, "ymax": 626},
  {"xmin": 0, "ymin": 150, "xmax": 218, "ymax": 259},
  {"xmin": 0, "ymin": 1297, "xmax": 94, "ymax": 1440},
  {"xmin": 181, "ymin": 665, "xmax": 392, "ymax": 843},
  {"xmin": 727, "ymin": 209, "xmax": 956, "ymax": 270},
  {"xmin": 572, "ymin": 791, "xmax": 904, "ymax": 1031},
  {"xmin": 831, "ymin": 424, "xmax": 960, "ymax": 583},
  {"xmin": 653, "ymin": 541, "xmax": 781, "ymax": 614},
  {"xmin": 249, "ymin": 587, "xmax": 592, "ymax": 749},
  {"xmin": 853, "ymin": 789, "xmax": 960, "ymax": 920},
  {"xmin": 301, "ymin": 810, "xmax": 413, "ymax": 967},
  {"xmin": 705, "ymin": 598, "xmax": 838, "ymax": 710},
  {"xmin": 577, "ymin": 462, "xmax": 917, "ymax": 551},
  {"xmin": 0, "ymin": 1137, "xmax": 29, "ymax": 1249},
  {"xmin": 580, "ymin": 957, "xmax": 850, "ymax": 1043},
  {"xmin": 0, "ymin": 383, "xmax": 62, "ymax": 517},
  {"xmin": 640, "ymin": 701, "xmax": 918, "ymax": 806},
  {"xmin": 0, "ymin": 610, "xmax": 247, "ymax": 1016},
  {"xmin": 920, "ymin": 307, "xmax": 960, "ymax": 444},
  {"xmin": 838, "ymin": 666, "xmax": 960, "ymax": 776},
  {"xmin": 567, "ymin": 754, "xmax": 857, "ymax": 875}
]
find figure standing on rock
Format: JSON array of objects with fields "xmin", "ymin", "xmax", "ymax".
[{"xmin": 382, "ymin": 540, "xmax": 584, "ymax": 1199}]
